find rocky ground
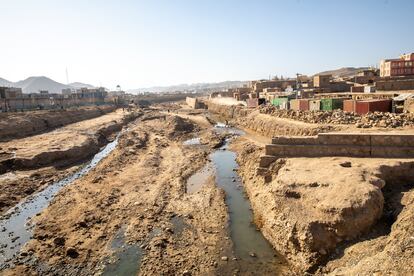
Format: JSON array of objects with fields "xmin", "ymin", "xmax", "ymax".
[
  {"xmin": 0, "ymin": 109, "xmax": 140, "ymax": 215},
  {"xmin": 259, "ymin": 105, "xmax": 414, "ymax": 129},
  {"xmin": 236, "ymin": 111, "xmax": 338, "ymax": 137},
  {"xmin": 231, "ymin": 137, "xmax": 414, "ymax": 275}
]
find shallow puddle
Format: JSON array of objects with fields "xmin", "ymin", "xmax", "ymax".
[
  {"xmin": 0, "ymin": 136, "xmax": 120, "ymax": 267},
  {"xmin": 102, "ymin": 228, "xmax": 143, "ymax": 276},
  {"xmin": 170, "ymin": 216, "xmax": 191, "ymax": 238},
  {"xmin": 186, "ymin": 162, "xmax": 215, "ymax": 193},
  {"xmin": 183, "ymin": 137, "xmax": 201, "ymax": 146}
]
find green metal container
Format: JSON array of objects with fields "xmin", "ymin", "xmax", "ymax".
[
  {"xmin": 320, "ymin": 98, "xmax": 344, "ymax": 111},
  {"xmin": 271, "ymin": 97, "xmax": 288, "ymax": 107}
]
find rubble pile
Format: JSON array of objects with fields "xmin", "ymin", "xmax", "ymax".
[{"xmin": 259, "ymin": 106, "xmax": 414, "ymax": 128}]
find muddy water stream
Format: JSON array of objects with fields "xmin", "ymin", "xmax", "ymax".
[
  {"xmin": 187, "ymin": 124, "xmax": 284, "ymax": 273},
  {"xmin": 0, "ymin": 136, "xmax": 120, "ymax": 267}
]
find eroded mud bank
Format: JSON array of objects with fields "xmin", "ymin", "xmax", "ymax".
[
  {"xmin": 0, "ymin": 105, "xmax": 116, "ymax": 142},
  {"xmin": 0, "ymin": 110, "xmax": 141, "ymax": 214},
  {"xmin": 232, "ymin": 138, "xmax": 414, "ymax": 274}
]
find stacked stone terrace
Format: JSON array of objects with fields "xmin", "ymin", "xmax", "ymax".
[{"xmin": 259, "ymin": 133, "xmax": 414, "ymax": 172}]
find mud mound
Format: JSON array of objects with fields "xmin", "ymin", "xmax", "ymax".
[
  {"xmin": 166, "ymin": 116, "xmax": 195, "ymax": 137},
  {"xmin": 118, "ymin": 130, "xmax": 149, "ymax": 151},
  {"xmin": 322, "ymin": 162, "xmax": 414, "ymax": 275},
  {"xmin": 232, "ymin": 139, "xmax": 402, "ymax": 273}
]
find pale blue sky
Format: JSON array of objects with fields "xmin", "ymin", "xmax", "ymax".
[{"xmin": 1, "ymin": 0, "xmax": 413, "ymax": 89}]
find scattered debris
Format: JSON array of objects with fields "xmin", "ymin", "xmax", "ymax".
[{"xmin": 259, "ymin": 106, "xmax": 414, "ymax": 128}]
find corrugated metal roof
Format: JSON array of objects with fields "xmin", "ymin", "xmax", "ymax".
[{"xmin": 393, "ymin": 93, "xmax": 414, "ymax": 101}]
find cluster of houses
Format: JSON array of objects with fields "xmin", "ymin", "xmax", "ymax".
[
  {"xmin": 208, "ymin": 53, "xmax": 414, "ymax": 114},
  {"xmin": 0, "ymin": 86, "xmax": 110, "ymax": 112}
]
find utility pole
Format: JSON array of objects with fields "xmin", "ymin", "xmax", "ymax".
[
  {"xmin": 66, "ymin": 67, "xmax": 69, "ymax": 84},
  {"xmin": 296, "ymin": 73, "xmax": 302, "ymax": 99}
]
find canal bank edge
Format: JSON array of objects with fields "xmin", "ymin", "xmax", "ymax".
[{"xmin": 231, "ymin": 137, "xmax": 414, "ymax": 274}]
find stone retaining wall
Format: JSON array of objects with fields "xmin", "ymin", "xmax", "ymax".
[{"xmin": 264, "ymin": 133, "xmax": 414, "ymax": 160}]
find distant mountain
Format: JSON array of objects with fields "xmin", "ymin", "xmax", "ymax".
[
  {"xmin": 0, "ymin": 76, "xmax": 95, "ymax": 94},
  {"xmin": 69, "ymin": 82, "xmax": 95, "ymax": 89},
  {"xmin": 128, "ymin": 80, "xmax": 248, "ymax": 94},
  {"xmin": 314, "ymin": 67, "xmax": 370, "ymax": 78},
  {"xmin": 0, "ymin": 77, "xmax": 13, "ymax": 87},
  {"xmin": 14, "ymin": 76, "xmax": 72, "ymax": 94}
]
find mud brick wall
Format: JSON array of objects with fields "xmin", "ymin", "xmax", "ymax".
[
  {"xmin": 207, "ymin": 102, "xmax": 252, "ymax": 118},
  {"xmin": 266, "ymin": 133, "xmax": 414, "ymax": 158}
]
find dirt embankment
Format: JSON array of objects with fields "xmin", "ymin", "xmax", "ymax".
[
  {"xmin": 0, "ymin": 110, "xmax": 141, "ymax": 215},
  {"xmin": 207, "ymin": 102, "xmax": 338, "ymax": 137},
  {"xmin": 3, "ymin": 113, "xmax": 234, "ymax": 276},
  {"xmin": 207, "ymin": 102, "xmax": 253, "ymax": 119},
  {"xmin": 231, "ymin": 138, "xmax": 414, "ymax": 274},
  {"xmin": 0, "ymin": 105, "xmax": 116, "ymax": 142},
  {"xmin": 322, "ymin": 163, "xmax": 414, "ymax": 275},
  {"xmin": 0, "ymin": 110, "xmax": 140, "ymax": 173}
]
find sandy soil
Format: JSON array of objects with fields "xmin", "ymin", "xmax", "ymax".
[
  {"xmin": 2, "ymin": 112, "xmax": 238, "ymax": 275},
  {"xmin": 231, "ymin": 137, "xmax": 414, "ymax": 274},
  {"xmin": 1, "ymin": 109, "xmax": 132, "ymax": 166},
  {"xmin": 0, "ymin": 109, "xmax": 140, "ymax": 215},
  {"xmin": 0, "ymin": 106, "xmax": 116, "ymax": 142}
]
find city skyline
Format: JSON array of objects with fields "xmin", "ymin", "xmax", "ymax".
[{"xmin": 1, "ymin": 0, "xmax": 413, "ymax": 90}]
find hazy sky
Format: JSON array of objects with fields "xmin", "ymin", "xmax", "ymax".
[{"xmin": 1, "ymin": 0, "xmax": 413, "ymax": 89}]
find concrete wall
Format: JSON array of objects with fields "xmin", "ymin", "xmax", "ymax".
[
  {"xmin": 264, "ymin": 133, "xmax": 414, "ymax": 159},
  {"xmin": 314, "ymin": 75, "xmax": 331, "ymax": 88},
  {"xmin": 376, "ymin": 79, "xmax": 414, "ymax": 91},
  {"xmin": 0, "ymin": 97, "xmax": 107, "ymax": 112},
  {"xmin": 186, "ymin": 97, "xmax": 198, "ymax": 108},
  {"xmin": 186, "ymin": 97, "xmax": 206, "ymax": 109}
]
